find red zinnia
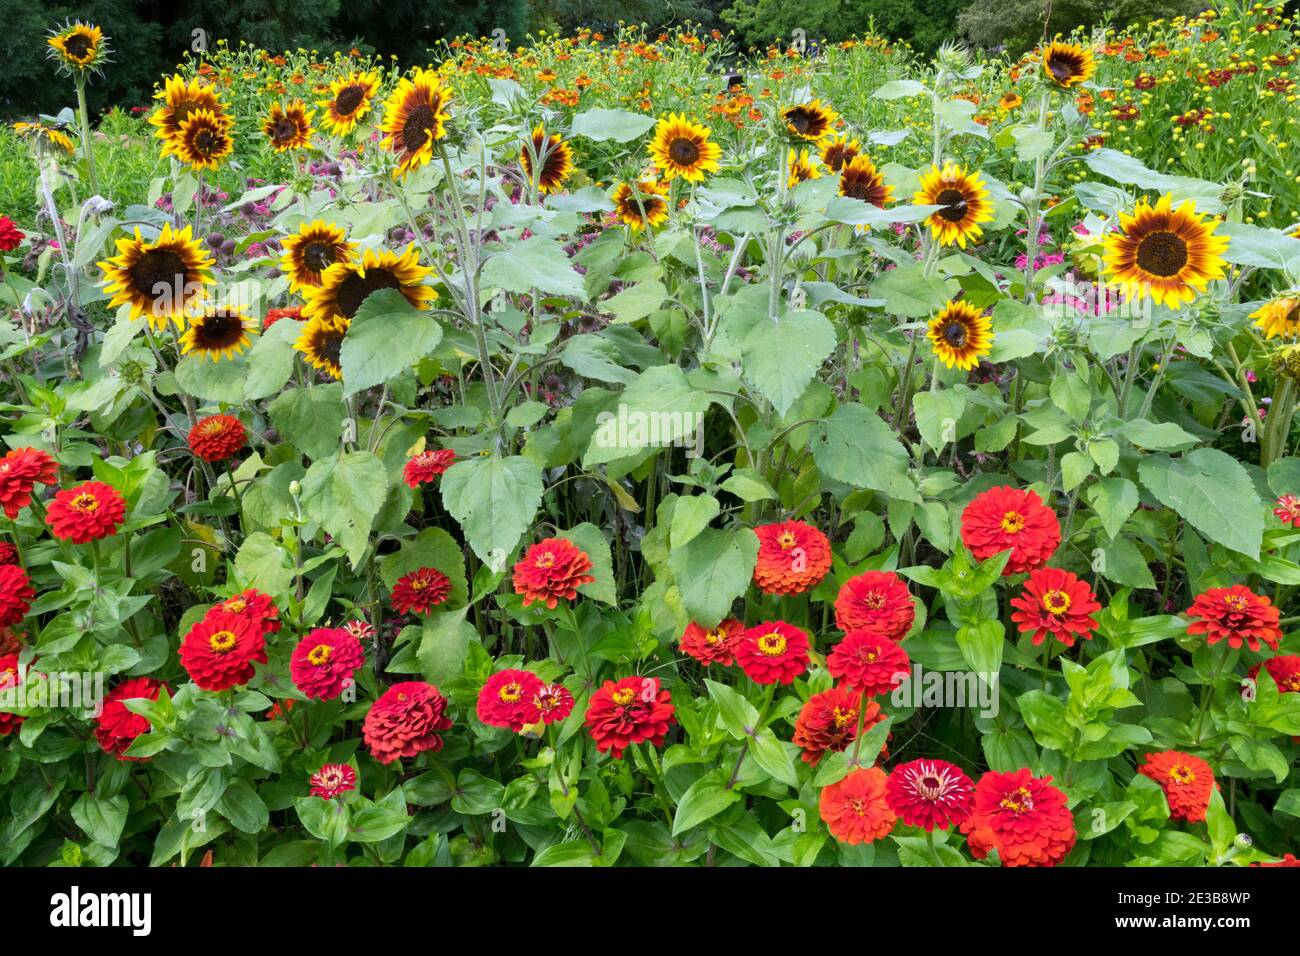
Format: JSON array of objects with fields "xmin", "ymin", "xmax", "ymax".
[
  {"xmin": 403, "ymin": 448, "xmax": 456, "ymax": 488},
  {"xmin": 827, "ymin": 629, "xmax": 910, "ymax": 697},
  {"xmin": 179, "ymin": 610, "xmax": 267, "ymax": 691},
  {"xmin": 0, "ymin": 653, "xmax": 26, "ymax": 736},
  {"xmin": 793, "ymin": 685, "xmax": 887, "ymax": 766},
  {"xmin": 834, "ymin": 570, "xmax": 915, "ymax": 638},
  {"xmin": 1255, "ymin": 853, "xmax": 1300, "ymax": 867},
  {"xmin": 310, "ymin": 763, "xmax": 357, "ymax": 799},
  {"xmin": 1138, "ymin": 750, "xmax": 1215, "ymax": 823},
  {"xmin": 290, "ymin": 627, "xmax": 365, "ymax": 700},
  {"xmin": 0, "ymin": 565, "xmax": 34, "ymax": 629},
  {"xmin": 531, "ymin": 682, "xmax": 574, "ymax": 724},
  {"xmin": 584, "ymin": 675, "xmax": 675, "ymax": 758},
  {"xmin": 188, "ymin": 414, "xmax": 247, "ymax": 463},
  {"xmin": 264, "ymin": 305, "xmax": 304, "ymax": 329},
  {"xmin": 363, "ymin": 681, "xmax": 453, "ymax": 764},
  {"xmin": 1249, "ymin": 655, "xmax": 1300, "ymax": 694},
  {"xmin": 752, "ymin": 520, "xmax": 832, "ymax": 595},
  {"xmin": 391, "ymin": 566, "xmax": 452, "ymax": 615},
  {"xmin": 1274, "ymin": 494, "xmax": 1300, "ymax": 528},
  {"xmin": 679, "ymin": 618, "xmax": 743, "ymax": 666},
  {"xmin": 94, "ymin": 677, "xmax": 167, "ymax": 760},
  {"xmin": 46, "ymin": 481, "xmax": 127, "ymax": 543},
  {"xmin": 0, "ymin": 542, "xmax": 17, "ymax": 565},
  {"xmin": 0, "ymin": 216, "xmax": 24, "ymax": 251},
  {"xmin": 213, "ymin": 588, "xmax": 282, "ymax": 635},
  {"xmin": 735, "ymin": 620, "xmax": 810, "ymax": 685},
  {"xmin": 477, "ymin": 668, "xmax": 544, "ymax": 731},
  {"xmin": 1010, "ymin": 567, "xmax": 1102, "ymax": 646},
  {"xmin": 960, "ymin": 485, "xmax": 1060, "ymax": 574},
  {"xmin": 344, "ymin": 619, "xmax": 375, "ymax": 642},
  {"xmin": 0, "ymin": 447, "xmax": 58, "ymax": 519},
  {"xmin": 819, "ymin": 767, "xmax": 897, "ymax": 844},
  {"xmin": 512, "ymin": 537, "xmax": 595, "ymax": 609},
  {"xmin": 1185, "ymin": 585, "xmax": 1282, "ymax": 652},
  {"xmin": 960, "ymin": 768, "xmax": 1077, "ymax": 867},
  {"xmin": 885, "ymin": 758, "xmax": 975, "ymax": 831}
]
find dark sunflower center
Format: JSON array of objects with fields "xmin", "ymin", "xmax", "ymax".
[
  {"xmin": 193, "ymin": 127, "xmax": 218, "ymax": 153},
  {"xmin": 302, "ymin": 241, "xmax": 335, "ymax": 273},
  {"xmin": 401, "ymin": 104, "xmax": 435, "ymax": 153},
  {"xmin": 334, "ymin": 85, "xmax": 365, "ymax": 117},
  {"xmin": 1135, "ymin": 230, "xmax": 1189, "ymax": 277},
  {"xmin": 196, "ymin": 312, "xmax": 244, "ymax": 348},
  {"xmin": 129, "ymin": 249, "xmax": 187, "ymax": 299},
  {"xmin": 936, "ymin": 188, "xmax": 969, "ymax": 222},
  {"xmin": 668, "ymin": 137, "xmax": 700, "ymax": 166},
  {"xmin": 272, "ymin": 118, "xmax": 298, "ymax": 142},
  {"xmin": 335, "ymin": 268, "xmax": 402, "ymax": 318},
  {"xmin": 319, "ymin": 329, "xmax": 343, "ymax": 366},
  {"xmin": 172, "ymin": 99, "xmax": 200, "ymax": 128},
  {"xmin": 65, "ymin": 34, "xmax": 93, "ymax": 59},
  {"xmin": 941, "ymin": 319, "xmax": 968, "ymax": 347},
  {"xmin": 1047, "ymin": 53, "xmax": 1081, "ymax": 83},
  {"xmin": 786, "ymin": 109, "xmax": 813, "ymax": 134}
]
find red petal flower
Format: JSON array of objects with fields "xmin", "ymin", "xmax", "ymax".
[
  {"xmin": 0, "ymin": 652, "xmax": 27, "ymax": 736},
  {"xmin": 583, "ymin": 675, "xmax": 675, "ymax": 758},
  {"xmin": 1138, "ymin": 750, "xmax": 1216, "ymax": 823},
  {"xmin": 735, "ymin": 620, "xmax": 810, "ymax": 685},
  {"xmin": 363, "ymin": 681, "xmax": 453, "ymax": 764},
  {"xmin": 179, "ymin": 610, "xmax": 268, "ymax": 691},
  {"xmin": 476, "ymin": 668, "xmax": 544, "ymax": 731},
  {"xmin": 0, "ymin": 216, "xmax": 24, "ymax": 252},
  {"xmin": 0, "ymin": 565, "xmax": 35, "ymax": 629},
  {"xmin": 885, "ymin": 758, "xmax": 975, "ymax": 831},
  {"xmin": 310, "ymin": 763, "xmax": 357, "ymax": 799},
  {"xmin": 264, "ymin": 305, "xmax": 304, "ymax": 330},
  {"xmin": 0, "ymin": 542, "xmax": 18, "ymax": 566},
  {"xmin": 531, "ymin": 682, "xmax": 574, "ymax": 724},
  {"xmin": 1010, "ymin": 566, "xmax": 1102, "ymax": 646},
  {"xmin": 391, "ymin": 566, "xmax": 452, "ymax": 615},
  {"xmin": 827, "ymin": 629, "xmax": 910, "ymax": 697},
  {"xmin": 214, "ymin": 588, "xmax": 282, "ymax": 635},
  {"xmin": 679, "ymin": 617, "xmax": 743, "ymax": 666},
  {"xmin": 0, "ymin": 447, "xmax": 58, "ymax": 519},
  {"xmin": 1185, "ymin": 585, "xmax": 1282, "ymax": 652},
  {"xmin": 960, "ymin": 485, "xmax": 1060, "ymax": 574},
  {"xmin": 960, "ymin": 768, "xmax": 1077, "ymax": 866},
  {"xmin": 512, "ymin": 537, "xmax": 595, "ymax": 609},
  {"xmin": 1274, "ymin": 494, "xmax": 1300, "ymax": 528},
  {"xmin": 793, "ymin": 684, "xmax": 888, "ymax": 766},
  {"xmin": 94, "ymin": 677, "xmax": 167, "ymax": 760},
  {"xmin": 819, "ymin": 767, "xmax": 897, "ymax": 844},
  {"xmin": 46, "ymin": 481, "xmax": 127, "ymax": 543},
  {"xmin": 403, "ymin": 448, "xmax": 456, "ymax": 488},
  {"xmin": 290, "ymin": 627, "xmax": 365, "ymax": 700},
  {"xmin": 188, "ymin": 414, "xmax": 247, "ymax": 463},
  {"xmin": 1249, "ymin": 654, "xmax": 1300, "ymax": 694},
  {"xmin": 752, "ymin": 520, "xmax": 832, "ymax": 595},
  {"xmin": 833, "ymin": 570, "xmax": 915, "ymax": 638}
]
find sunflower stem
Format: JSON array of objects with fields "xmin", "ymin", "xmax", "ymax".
[{"xmin": 75, "ymin": 76, "xmax": 99, "ymax": 197}]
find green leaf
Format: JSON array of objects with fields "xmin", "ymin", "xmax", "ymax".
[
  {"xmin": 268, "ymin": 384, "xmax": 347, "ymax": 461},
  {"xmin": 176, "ymin": 353, "xmax": 248, "ymax": 404},
  {"xmin": 809, "ymin": 403, "xmax": 918, "ymax": 501},
  {"xmin": 561, "ymin": 522, "xmax": 617, "ymax": 605},
  {"xmin": 71, "ymin": 792, "xmax": 128, "ymax": 848},
  {"xmin": 1138, "ymin": 449, "xmax": 1262, "ymax": 559},
  {"xmin": 748, "ymin": 728, "xmax": 799, "ymax": 788},
  {"xmin": 1086, "ymin": 477, "xmax": 1138, "ymax": 540},
  {"xmin": 668, "ymin": 526, "xmax": 759, "ymax": 629},
  {"xmin": 234, "ymin": 532, "xmax": 296, "ymax": 597},
  {"xmin": 482, "ymin": 237, "xmax": 587, "ymax": 299},
  {"xmin": 740, "ymin": 310, "xmax": 837, "ymax": 417},
  {"xmin": 441, "ymin": 455, "xmax": 544, "ymax": 566},
  {"xmin": 570, "ymin": 108, "xmax": 657, "ymax": 142},
  {"xmin": 869, "ymin": 264, "xmax": 959, "ymax": 318},
  {"xmin": 339, "ymin": 288, "xmax": 442, "ymax": 397},
  {"xmin": 583, "ymin": 365, "xmax": 710, "ymax": 468},
  {"xmin": 672, "ymin": 774, "xmax": 740, "ymax": 835},
  {"xmin": 243, "ymin": 318, "xmax": 300, "ymax": 401},
  {"xmin": 300, "ymin": 451, "xmax": 390, "ymax": 568},
  {"xmin": 1120, "ymin": 419, "xmax": 1199, "ymax": 451},
  {"xmin": 378, "ymin": 527, "xmax": 469, "ymax": 609},
  {"xmin": 706, "ymin": 679, "xmax": 760, "ymax": 738},
  {"xmin": 669, "ymin": 494, "xmax": 720, "ymax": 549}
]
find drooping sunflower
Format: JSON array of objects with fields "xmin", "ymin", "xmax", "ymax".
[
  {"xmin": 782, "ymin": 99, "xmax": 839, "ymax": 143},
  {"xmin": 1041, "ymin": 42, "xmax": 1096, "ymax": 89},
  {"xmin": 612, "ymin": 179, "xmax": 670, "ymax": 231},
  {"xmin": 261, "ymin": 100, "xmax": 314, "ymax": 153},
  {"xmin": 819, "ymin": 136, "xmax": 861, "ymax": 172},
  {"xmin": 520, "ymin": 125, "xmax": 573, "ymax": 195},
  {"xmin": 47, "ymin": 21, "xmax": 109, "ymax": 75},
  {"xmin": 1251, "ymin": 295, "xmax": 1300, "ymax": 339},
  {"xmin": 787, "ymin": 149, "xmax": 821, "ymax": 188},
  {"xmin": 914, "ymin": 163, "xmax": 994, "ymax": 248},
  {"xmin": 173, "ymin": 108, "xmax": 234, "ymax": 171},
  {"xmin": 302, "ymin": 245, "xmax": 434, "ymax": 323},
  {"xmin": 1101, "ymin": 193, "xmax": 1229, "ymax": 308},
  {"xmin": 150, "ymin": 75, "xmax": 229, "ymax": 155},
  {"xmin": 179, "ymin": 306, "xmax": 258, "ymax": 361},
  {"xmin": 97, "ymin": 224, "xmax": 215, "ymax": 329},
  {"xmin": 294, "ymin": 317, "xmax": 349, "ymax": 380},
  {"xmin": 280, "ymin": 220, "xmax": 355, "ymax": 294},
  {"xmin": 378, "ymin": 67, "xmax": 451, "ymax": 177},
  {"xmin": 647, "ymin": 114, "xmax": 721, "ymax": 182},
  {"xmin": 12, "ymin": 121, "xmax": 75, "ymax": 156},
  {"xmin": 927, "ymin": 300, "xmax": 993, "ymax": 370},
  {"xmin": 317, "ymin": 71, "xmax": 381, "ymax": 136},
  {"xmin": 838, "ymin": 155, "xmax": 893, "ymax": 208}
]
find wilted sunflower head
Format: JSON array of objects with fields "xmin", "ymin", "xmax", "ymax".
[
  {"xmin": 612, "ymin": 179, "xmax": 670, "ymax": 231},
  {"xmin": 1102, "ymin": 193, "xmax": 1229, "ymax": 308},
  {"xmin": 294, "ymin": 316, "xmax": 349, "ymax": 380},
  {"xmin": 819, "ymin": 137, "xmax": 861, "ymax": 172},
  {"xmin": 379, "ymin": 67, "xmax": 451, "ymax": 177},
  {"xmin": 1250, "ymin": 295, "xmax": 1300, "ymax": 340},
  {"xmin": 318, "ymin": 71, "xmax": 381, "ymax": 136},
  {"xmin": 782, "ymin": 99, "xmax": 839, "ymax": 143},
  {"xmin": 302, "ymin": 245, "xmax": 434, "ymax": 323},
  {"xmin": 97, "ymin": 224, "xmax": 215, "ymax": 330},
  {"xmin": 150, "ymin": 75, "xmax": 229, "ymax": 154},
  {"xmin": 262, "ymin": 100, "xmax": 314, "ymax": 153},
  {"xmin": 281, "ymin": 220, "xmax": 355, "ymax": 294},
  {"xmin": 174, "ymin": 108, "xmax": 233, "ymax": 171},
  {"xmin": 47, "ymin": 21, "xmax": 109, "ymax": 77},
  {"xmin": 1041, "ymin": 42, "xmax": 1095, "ymax": 89},
  {"xmin": 520, "ymin": 126, "xmax": 573, "ymax": 195},
  {"xmin": 914, "ymin": 162, "xmax": 994, "ymax": 249},
  {"xmin": 786, "ymin": 149, "xmax": 821, "ymax": 188},
  {"xmin": 927, "ymin": 300, "xmax": 993, "ymax": 371},
  {"xmin": 648, "ymin": 113, "xmax": 721, "ymax": 183},
  {"xmin": 179, "ymin": 306, "xmax": 258, "ymax": 361},
  {"xmin": 12, "ymin": 121, "xmax": 75, "ymax": 157}
]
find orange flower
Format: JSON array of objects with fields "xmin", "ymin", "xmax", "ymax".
[
  {"xmin": 961, "ymin": 768, "xmax": 1076, "ymax": 866},
  {"xmin": 1185, "ymin": 585, "xmax": 1282, "ymax": 652},
  {"xmin": 1138, "ymin": 751, "xmax": 1215, "ymax": 823},
  {"xmin": 752, "ymin": 520, "xmax": 832, "ymax": 595},
  {"xmin": 819, "ymin": 767, "xmax": 897, "ymax": 844},
  {"xmin": 512, "ymin": 537, "xmax": 595, "ymax": 609}
]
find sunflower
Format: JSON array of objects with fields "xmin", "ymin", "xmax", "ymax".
[
  {"xmin": 647, "ymin": 114, "xmax": 721, "ymax": 182},
  {"xmin": 782, "ymin": 99, "xmax": 839, "ymax": 143},
  {"xmin": 787, "ymin": 149, "xmax": 821, "ymax": 188},
  {"xmin": 12, "ymin": 121, "xmax": 75, "ymax": 156},
  {"xmin": 317, "ymin": 71, "xmax": 380, "ymax": 136},
  {"xmin": 378, "ymin": 67, "xmax": 451, "ymax": 177},
  {"xmin": 150, "ymin": 75, "xmax": 230, "ymax": 156},
  {"xmin": 520, "ymin": 125, "xmax": 574, "ymax": 195},
  {"xmin": 294, "ymin": 317, "xmax": 349, "ymax": 380},
  {"xmin": 302, "ymin": 245, "xmax": 434, "ymax": 323},
  {"xmin": 1101, "ymin": 193, "xmax": 1229, "ymax": 308},
  {"xmin": 97, "ymin": 224, "xmax": 215, "ymax": 330},
  {"xmin": 612, "ymin": 179, "xmax": 670, "ymax": 231},
  {"xmin": 179, "ymin": 306, "xmax": 258, "ymax": 361},
  {"xmin": 281, "ymin": 220, "xmax": 355, "ymax": 294},
  {"xmin": 47, "ymin": 22, "xmax": 108, "ymax": 75},
  {"xmin": 914, "ymin": 163, "xmax": 994, "ymax": 248},
  {"xmin": 927, "ymin": 300, "xmax": 993, "ymax": 370},
  {"xmin": 1251, "ymin": 296, "xmax": 1300, "ymax": 339},
  {"xmin": 819, "ymin": 136, "xmax": 861, "ymax": 172},
  {"xmin": 1041, "ymin": 42, "xmax": 1095, "ymax": 89},
  {"xmin": 262, "ymin": 100, "xmax": 314, "ymax": 153},
  {"xmin": 173, "ymin": 109, "xmax": 233, "ymax": 171},
  {"xmin": 838, "ymin": 155, "xmax": 893, "ymax": 208}
]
